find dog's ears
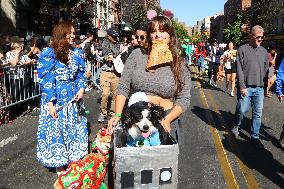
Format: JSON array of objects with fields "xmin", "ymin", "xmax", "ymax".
[
  {"xmin": 121, "ymin": 108, "xmax": 133, "ymax": 129},
  {"xmin": 150, "ymin": 104, "xmax": 165, "ymax": 121}
]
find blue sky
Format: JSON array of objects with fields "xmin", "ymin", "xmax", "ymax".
[{"xmin": 160, "ymin": 0, "xmax": 227, "ymax": 26}]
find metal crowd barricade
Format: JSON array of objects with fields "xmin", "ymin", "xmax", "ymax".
[
  {"xmin": 89, "ymin": 56, "xmax": 103, "ymax": 91},
  {"xmin": 0, "ymin": 64, "xmax": 41, "ymax": 110},
  {"xmin": 1, "ymin": 56, "xmax": 103, "ymax": 110}
]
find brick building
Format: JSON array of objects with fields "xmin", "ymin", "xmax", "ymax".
[
  {"xmin": 210, "ymin": 13, "xmax": 225, "ymax": 43},
  {"xmin": 224, "ymin": 0, "xmax": 251, "ymax": 27}
]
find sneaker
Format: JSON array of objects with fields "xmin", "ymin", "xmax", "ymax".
[
  {"xmin": 230, "ymin": 91, "xmax": 234, "ymax": 97},
  {"xmin": 251, "ymin": 138, "xmax": 264, "ymax": 149},
  {"xmin": 231, "ymin": 126, "xmax": 240, "ymax": 138},
  {"xmin": 98, "ymin": 115, "xmax": 105, "ymax": 122}
]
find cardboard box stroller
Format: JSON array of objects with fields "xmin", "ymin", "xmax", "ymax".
[{"xmin": 113, "ymin": 127, "xmax": 179, "ymax": 189}]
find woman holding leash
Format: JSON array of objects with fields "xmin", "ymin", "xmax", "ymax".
[
  {"xmin": 108, "ymin": 10, "xmax": 191, "ymax": 144},
  {"xmin": 37, "ymin": 21, "xmax": 88, "ymax": 175}
]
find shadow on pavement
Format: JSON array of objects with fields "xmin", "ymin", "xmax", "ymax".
[
  {"xmin": 223, "ymin": 133, "xmax": 284, "ymax": 188},
  {"xmin": 191, "ymin": 75, "xmax": 226, "ymax": 93},
  {"xmin": 191, "ymin": 105, "xmax": 284, "ymax": 188}
]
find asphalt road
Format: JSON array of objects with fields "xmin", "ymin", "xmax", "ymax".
[{"xmin": 0, "ymin": 65, "xmax": 283, "ymax": 189}]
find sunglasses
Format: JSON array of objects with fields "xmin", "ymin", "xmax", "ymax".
[
  {"xmin": 254, "ymin": 35, "xmax": 264, "ymax": 40},
  {"xmin": 135, "ymin": 35, "xmax": 146, "ymax": 40}
]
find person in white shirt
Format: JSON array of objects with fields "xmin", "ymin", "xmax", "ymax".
[
  {"xmin": 5, "ymin": 41, "xmax": 33, "ymax": 102},
  {"xmin": 221, "ymin": 42, "xmax": 237, "ymax": 97}
]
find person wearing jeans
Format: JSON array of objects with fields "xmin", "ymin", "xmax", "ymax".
[
  {"xmin": 231, "ymin": 25, "xmax": 269, "ymax": 149},
  {"xmin": 235, "ymin": 86, "xmax": 264, "ymax": 139}
]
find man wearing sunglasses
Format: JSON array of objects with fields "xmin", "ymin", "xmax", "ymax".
[
  {"xmin": 231, "ymin": 25, "xmax": 269, "ymax": 149},
  {"xmin": 135, "ymin": 27, "xmax": 147, "ymax": 52},
  {"xmin": 120, "ymin": 26, "xmax": 148, "ymax": 64}
]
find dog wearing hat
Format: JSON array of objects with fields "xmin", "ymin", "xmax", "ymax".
[{"xmin": 121, "ymin": 92, "xmax": 167, "ymax": 147}]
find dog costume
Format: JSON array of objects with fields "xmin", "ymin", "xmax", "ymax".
[{"xmin": 125, "ymin": 92, "xmax": 162, "ymax": 147}]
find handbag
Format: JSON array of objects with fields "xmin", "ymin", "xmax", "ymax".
[
  {"xmin": 113, "ymin": 47, "xmax": 129, "ymax": 74},
  {"xmin": 113, "ymin": 54, "xmax": 124, "ymax": 74}
]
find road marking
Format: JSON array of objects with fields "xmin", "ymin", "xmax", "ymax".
[
  {"xmin": 192, "ymin": 65, "xmax": 259, "ymax": 189},
  {"xmin": 0, "ymin": 134, "xmax": 18, "ymax": 148},
  {"xmin": 192, "ymin": 66, "xmax": 239, "ymax": 188},
  {"xmin": 206, "ymin": 89, "xmax": 260, "ymax": 189},
  {"xmin": 199, "ymin": 89, "xmax": 240, "ymax": 189}
]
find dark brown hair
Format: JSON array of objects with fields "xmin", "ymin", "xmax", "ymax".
[
  {"xmin": 147, "ymin": 16, "xmax": 184, "ymax": 95},
  {"xmin": 51, "ymin": 21, "xmax": 73, "ymax": 64}
]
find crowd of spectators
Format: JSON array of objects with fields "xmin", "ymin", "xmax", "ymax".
[{"xmin": 0, "ymin": 33, "xmax": 104, "ymax": 125}]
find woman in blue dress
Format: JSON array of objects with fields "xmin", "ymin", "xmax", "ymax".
[{"xmin": 37, "ymin": 21, "xmax": 88, "ymax": 174}]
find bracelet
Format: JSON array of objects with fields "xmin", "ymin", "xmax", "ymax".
[{"xmin": 114, "ymin": 113, "xmax": 122, "ymax": 117}]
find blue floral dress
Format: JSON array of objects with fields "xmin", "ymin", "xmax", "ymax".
[{"xmin": 37, "ymin": 47, "xmax": 88, "ymax": 168}]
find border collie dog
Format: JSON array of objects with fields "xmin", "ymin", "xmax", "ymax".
[{"xmin": 122, "ymin": 101, "xmax": 166, "ymax": 147}]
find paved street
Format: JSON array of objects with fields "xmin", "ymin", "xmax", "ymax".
[{"xmin": 0, "ymin": 65, "xmax": 283, "ymax": 189}]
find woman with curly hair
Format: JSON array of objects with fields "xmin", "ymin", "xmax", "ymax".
[
  {"xmin": 37, "ymin": 21, "xmax": 88, "ymax": 175},
  {"xmin": 108, "ymin": 11, "xmax": 191, "ymax": 144}
]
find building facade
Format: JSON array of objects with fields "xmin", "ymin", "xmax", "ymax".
[
  {"xmin": 0, "ymin": 0, "xmax": 62, "ymax": 35},
  {"xmin": 224, "ymin": 0, "xmax": 251, "ymax": 27},
  {"xmin": 210, "ymin": 13, "xmax": 225, "ymax": 43},
  {"xmin": 192, "ymin": 16, "xmax": 213, "ymax": 35},
  {"xmin": 109, "ymin": 0, "xmax": 120, "ymax": 29}
]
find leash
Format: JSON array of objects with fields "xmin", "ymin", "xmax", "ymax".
[{"xmin": 55, "ymin": 97, "xmax": 76, "ymax": 112}]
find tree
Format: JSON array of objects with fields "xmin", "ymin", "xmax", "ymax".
[
  {"xmin": 131, "ymin": 4, "xmax": 189, "ymax": 41},
  {"xmin": 172, "ymin": 20, "xmax": 190, "ymax": 42},
  {"xmin": 130, "ymin": 3, "xmax": 162, "ymax": 30},
  {"xmin": 199, "ymin": 23, "xmax": 209, "ymax": 42},
  {"xmin": 224, "ymin": 13, "xmax": 244, "ymax": 46},
  {"xmin": 244, "ymin": 0, "xmax": 282, "ymax": 33}
]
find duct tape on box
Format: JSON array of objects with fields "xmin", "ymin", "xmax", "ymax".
[{"xmin": 113, "ymin": 128, "xmax": 179, "ymax": 189}]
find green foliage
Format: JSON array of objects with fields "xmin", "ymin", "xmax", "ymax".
[
  {"xmin": 130, "ymin": 3, "xmax": 162, "ymax": 30},
  {"xmin": 199, "ymin": 23, "xmax": 209, "ymax": 42},
  {"xmin": 224, "ymin": 0, "xmax": 282, "ymax": 46},
  {"xmin": 244, "ymin": 0, "xmax": 281, "ymax": 33},
  {"xmin": 130, "ymin": 5, "xmax": 147, "ymax": 30},
  {"xmin": 192, "ymin": 33, "xmax": 202, "ymax": 44},
  {"xmin": 172, "ymin": 20, "xmax": 190, "ymax": 42},
  {"xmin": 131, "ymin": 3, "xmax": 189, "ymax": 41},
  {"xmin": 224, "ymin": 13, "xmax": 244, "ymax": 46}
]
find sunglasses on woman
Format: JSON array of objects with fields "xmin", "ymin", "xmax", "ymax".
[{"xmin": 135, "ymin": 35, "xmax": 146, "ymax": 40}]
